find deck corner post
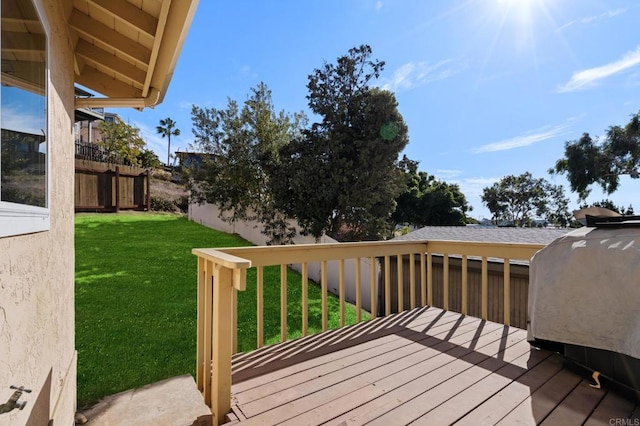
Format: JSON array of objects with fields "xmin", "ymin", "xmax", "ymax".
[{"xmin": 211, "ymin": 264, "xmax": 234, "ymax": 426}]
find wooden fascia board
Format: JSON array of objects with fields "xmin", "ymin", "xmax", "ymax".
[
  {"xmin": 149, "ymin": 0, "xmax": 199, "ymax": 105},
  {"xmin": 141, "ymin": 0, "xmax": 171, "ymax": 97}
]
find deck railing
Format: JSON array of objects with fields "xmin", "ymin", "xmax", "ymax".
[{"xmin": 192, "ymin": 239, "xmax": 544, "ymax": 425}]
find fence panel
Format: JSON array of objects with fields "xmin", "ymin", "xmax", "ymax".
[{"xmin": 75, "ymin": 159, "xmax": 149, "ymax": 212}]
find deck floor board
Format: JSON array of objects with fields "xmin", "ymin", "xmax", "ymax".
[{"xmin": 228, "ymin": 306, "xmax": 637, "ymax": 425}]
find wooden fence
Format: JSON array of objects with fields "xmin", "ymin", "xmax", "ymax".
[{"xmin": 75, "ymin": 159, "xmax": 150, "ymax": 212}]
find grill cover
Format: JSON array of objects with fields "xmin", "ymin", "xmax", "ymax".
[{"xmin": 528, "ymin": 225, "xmax": 640, "ymax": 360}]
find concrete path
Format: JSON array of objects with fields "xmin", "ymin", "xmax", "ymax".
[{"xmin": 78, "ymin": 375, "xmax": 211, "ymax": 425}]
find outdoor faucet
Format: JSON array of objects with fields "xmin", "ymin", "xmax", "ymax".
[{"xmin": 0, "ymin": 386, "xmax": 31, "ymax": 414}]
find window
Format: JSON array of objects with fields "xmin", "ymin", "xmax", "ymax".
[{"xmin": 0, "ymin": 0, "xmax": 49, "ymax": 237}]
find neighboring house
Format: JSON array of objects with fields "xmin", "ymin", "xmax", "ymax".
[
  {"xmin": 74, "ymin": 112, "xmax": 118, "ymax": 146},
  {"xmin": 0, "ymin": 1, "xmax": 198, "ymax": 424},
  {"xmin": 394, "ymin": 225, "xmax": 570, "ymax": 246},
  {"xmin": 175, "ymin": 151, "xmax": 217, "ymax": 169}
]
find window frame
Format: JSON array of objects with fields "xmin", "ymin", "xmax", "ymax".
[{"xmin": 0, "ymin": 0, "xmax": 51, "ymax": 238}]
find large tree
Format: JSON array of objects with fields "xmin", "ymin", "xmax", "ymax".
[
  {"xmin": 391, "ymin": 157, "xmax": 470, "ymax": 228},
  {"xmin": 551, "ymin": 111, "xmax": 640, "ymax": 200},
  {"xmin": 188, "ymin": 82, "xmax": 306, "ymax": 244},
  {"xmin": 481, "ymin": 172, "xmax": 571, "ymax": 227},
  {"xmin": 156, "ymin": 117, "xmax": 180, "ymax": 166},
  {"xmin": 274, "ymin": 45, "xmax": 409, "ymax": 241},
  {"xmin": 97, "ymin": 118, "xmax": 146, "ymax": 166}
]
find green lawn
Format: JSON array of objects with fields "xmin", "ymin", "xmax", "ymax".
[{"xmin": 75, "ymin": 213, "xmax": 367, "ymax": 408}]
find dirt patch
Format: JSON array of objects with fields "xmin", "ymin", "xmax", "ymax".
[{"xmin": 150, "ymin": 178, "xmax": 188, "ymax": 202}]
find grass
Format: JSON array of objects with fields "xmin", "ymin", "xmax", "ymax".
[{"xmin": 75, "ymin": 212, "xmax": 368, "ymax": 408}]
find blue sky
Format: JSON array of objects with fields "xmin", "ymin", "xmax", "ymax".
[{"xmin": 121, "ymin": 0, "xmax": 640, "ymax": 220}]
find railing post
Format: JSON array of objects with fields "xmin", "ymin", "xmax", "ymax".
[
  {"xmin": 503, "ymin": 259, "xmax": 511, "ymax": 326},
  {"xmin": 280, "ymin": 264, "xmax": 287, "ymax": 342},
  {"xmin": 481, "ymin": 256, "xmax": 488, "ymax": 320},
  {"xmin": 321, "ymin": 260, "xmax": 328, "ymax": 331},
  {"xmin": 339, "ymin": 259, "xmax": 346, "ymax": 327},
  {"xmin": 396, "ymin": 254, "xmax": 403, "ymax": 312},
  {"xmin": 257, "ymin": 266, "xmax": 264, "ymax": 347},
  {"xmin": 301, "ymin": 263, "xmax": 308, "ymax": 336},
  {"xmin": 427, "ymin": 252, "xmax": 433, "ymax": 306},
  {"xmin": 369, "ymin": 257, "xmax": 377, "ymax": 319},
  {"xmin": 211, "ymin": 264, "xmax": 234, "ymax": 426},
  {"xmin": 196, "ymin": 257, "xmax": 205, "ymax": 393},
  {"xmin": 461, "ymin": 255, "xmax": 468, "ymax": 315},
  {"xmin": 443, "ymin": 254, "xmax": 449, "ymax": 311},
  {"xmin": 384, "ymin": 256, "xmax": 391, "ymax": 316},
  {"xmin": 355, "ymin": 258, "xmax": 362, "ymax": 322},
  {"xmin": 409, "ymin": 253, "xmax": 416, "ymax": 310}
]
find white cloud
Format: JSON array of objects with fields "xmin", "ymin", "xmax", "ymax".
[
  {"xmin": 450, "ymin": 176, "xmax": 498, "ymax": 216},
  {"xmin": 1, "ymin": 105, "xmax": 45, "ymax": 136},
  {"xmin": 435, "ymin": 169, "xmax": 463, "ymax": 179},
  {"xmin": 178, "ymin": 101, "xmax": 195, "ymax": 111},
  {"xmin": 380, "ymin": 59, "xmax": 460, "ymax": 92},
  {"xmin": 558, "ymin": 8, "xmax": 626, "ymax": 31},
  {"xmin": 558, "ymin": 46, "xmax": 640, "ymax": 92},
  {"xmin": 474, "ymin": 120, "xmax": 575, "ymax": 153},
  {"xmin": 375, "ymin": 1, "xmax": 382, "ymax": 12}
]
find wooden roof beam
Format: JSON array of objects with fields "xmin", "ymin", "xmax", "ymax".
[
  {"xmin": 75, "ymin": 67, "xmax": 142, "ymax": 99},
  {"xmin": 69, "ymin": 9, "xmax": 151, "ymax": 66},
  {"xmin": 75, "ymin": 39, "xmax": 146, "ymax": 86},
  {"xmin": 85, "ymin": 0, "xmax": 158, "ymax": 37}
]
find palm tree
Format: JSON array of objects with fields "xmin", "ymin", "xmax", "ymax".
[{"xmin": 156, "ymin": 117, "xmax": 180, "ymax": 166}]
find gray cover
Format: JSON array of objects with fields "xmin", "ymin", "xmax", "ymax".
[{"xmin": 528, "ymin": 226, "xmax": 640, "ymax": 360}]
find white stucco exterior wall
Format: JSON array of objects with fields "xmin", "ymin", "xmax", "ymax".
[{"xmin": 0, "ymin": 1, "xmax": 77, "ymax": 424}]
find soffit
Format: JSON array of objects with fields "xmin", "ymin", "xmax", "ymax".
[{"xmin": 68, "ymin": 0, "xmax": 198, "ymax": 108}]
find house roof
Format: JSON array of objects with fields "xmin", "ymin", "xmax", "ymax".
[
  {"xmin": 394, "ymin": 225, "xmax": 570, "ymax": 245},
  {"xmin": 3, "ymin": 0, "xmax": 198, "ymax": 109},
  {"xmin": 69, "ymin": 0, "xmax": 199, "ymax": 109},
  {"xmin": 0, "ymin": 0, "xmax": 188, "ymax": 110}
]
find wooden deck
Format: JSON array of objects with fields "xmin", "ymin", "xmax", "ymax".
[{"xmin": 227, "ymin": 306, "xmax": 639, "ymax": 425}]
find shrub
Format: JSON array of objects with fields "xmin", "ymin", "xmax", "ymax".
[
  {"xmin": 175, "ymin": 195, "xmax": 189, "ymax": 213},
  {"xmin": 150, "ymin": 196, "xmax": 175, "ymax": 212},
  {"xmin": 151, "ymin": 169, "xmax": 171, "ymax": 181}
]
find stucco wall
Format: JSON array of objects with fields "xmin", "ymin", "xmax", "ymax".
[
  {"xmin": 189, "ymin": 203, "xmax": 379, "ymax": 312},
  {"xmin": 0, "ymin": 1, "xmax": 77, "ymax": 424}
]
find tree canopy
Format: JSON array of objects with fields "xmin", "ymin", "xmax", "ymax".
[
  {"xmin": 97, "ymin": 119, "xmax": 146, "ymax": 166},
  {"xmin": 156, "ymin": 117, "xmax": 180, "ymax": 166},
  {"xmin": 391, "ymin": 158, "xmax": 470, "ymax": 228},
  {"xmin": 273, "ymin": 45, "xmax": 409, "ymax": 241},
  {"xmin": 551, "ymin": 111, "xmax": 640, "ymax": 200},
  {"xmin": 578, "ymin": 199, "xmax": 634, "ymax": 215},
  {"xmin": 481, "ymin": 172, "xmax": 571, "ymax": 227},
  {"xmin": 187, "ymin": 82, "xmax": 306, "ymax": 244}
]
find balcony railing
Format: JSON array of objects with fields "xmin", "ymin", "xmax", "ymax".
[{"xmin": 192, "ymin": 239, "xmax": 544, "ymax": 425}]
